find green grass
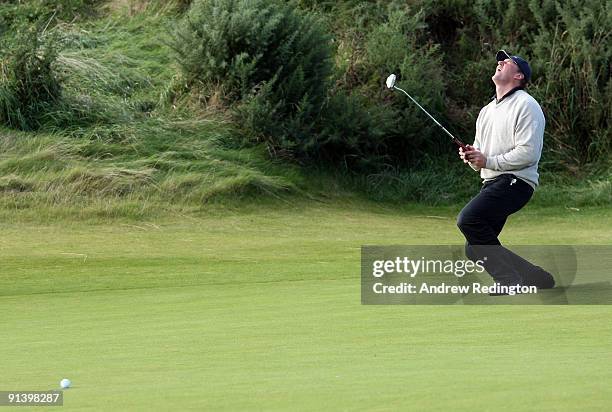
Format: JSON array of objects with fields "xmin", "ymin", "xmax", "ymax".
[
  {"xmin": 2, "ymin": 202, "xmax": 612, "ymax": 410},
  {"xmin": 1, "ymin": 0, "xmax": 610, "ymax": 216},
  {"xmin": 0, "ymin": 3, "xmax": 307, "ymax": 216},
  {"xmin": 0, "ymin": 120, "xmax": 300, "ymax": 218},
  {"xmin": 0, "ymin": 4, "xmax": 611, "ymax": 409}
]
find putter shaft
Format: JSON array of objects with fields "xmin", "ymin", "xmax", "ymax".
[{"xmin": 394, "ymin": 86, "xmax": 454, "ymax": 140}]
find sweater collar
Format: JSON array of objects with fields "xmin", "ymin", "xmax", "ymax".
[{"xmin": 492, "ymin": 86, "xmax": 524, "ymax": 104}]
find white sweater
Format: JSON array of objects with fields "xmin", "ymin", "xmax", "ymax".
[{"xmin": 471, "ymin": 89, "xmax": 545, "ymax": 189}]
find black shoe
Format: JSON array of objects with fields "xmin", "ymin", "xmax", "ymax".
[{"xmin": 523, "ymin": 266, "xmax": 555, "ymax": 289}]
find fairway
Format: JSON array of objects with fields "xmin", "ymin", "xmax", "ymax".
[{"xmin": 2, "ymin": 203, "xmax": 612, "ymax": 410}]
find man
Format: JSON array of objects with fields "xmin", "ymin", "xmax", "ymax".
[{"xmin": 457, "ymin": 50, "xmax": 555, "ymax": 292}]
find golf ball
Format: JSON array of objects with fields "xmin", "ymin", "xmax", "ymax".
[{"xmin": 60, "ymin": 379, "xmax": 71, "ymax": 389}]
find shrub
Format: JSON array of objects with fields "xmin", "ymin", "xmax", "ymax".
[
  {"xmin": 169, "ymin": 0, "xmax": 612, "ymax": 174},
  {"xmin": 528, "ymin": 0, "xmax": 611, "ymax": 165},
  {"xmin": 437, "ymin": 0, "xmax": 611, "ymax": 167},
  {"xmin": 338, "ymin": 6, "xmax": 449, "ymax": 163},
  {"xmin": 316, "ymin": 91, "xmax": 397, "ymax": 168},
  {"xmin": 171, "ymin": 0, "xmax": 333, "ymax": 155},
  {"xmin": 0, "ymin": 29, "xmax": 63, "ymax": 130}
]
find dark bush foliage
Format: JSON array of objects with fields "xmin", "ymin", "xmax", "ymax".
[
  {"xmin": 528, "ymin": 0, "xmax": 611, "ymax": 165},
  {"xmin": 171, "ymin": 2, "xmax": 456, "ymax": 168},
  {"xmin": 171, "ymin": 0, "xmax": 333, "ymax": 155},
  {"xmin": 0, "ymin": 30, "xmax": 62, "ymax": 130},
  {"xmin": 300, "ymin": 0, "xmax": 610, "ymax": 170}
]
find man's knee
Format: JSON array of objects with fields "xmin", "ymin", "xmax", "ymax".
[{"xmin": 457, "ymin": 210, "xmax": 478, "ymax": 234}]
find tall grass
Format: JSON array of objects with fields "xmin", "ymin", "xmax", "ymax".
[
  {"xmin": 0, "ymin": 120, "xmax": 297, "ymax": 212},
  {"xmin": 0, "ymin": 4, "xmax": 299, "ymax": 219},
  {"xmin": 0, "ymin": 29, "xmax": 63, "ymax": 130},
  {"xmin": 0, "ymin": 0, "xmax": 609, "ymax": 219}
]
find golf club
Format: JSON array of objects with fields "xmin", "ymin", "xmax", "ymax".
[{"xmin": 386, "ymin": 74, "xmax": 468, "ymax": 150}]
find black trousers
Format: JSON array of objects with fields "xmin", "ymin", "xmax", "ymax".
[{"xmin": 457, "ymin": 174, "xmax": 554, "ymax": 287}]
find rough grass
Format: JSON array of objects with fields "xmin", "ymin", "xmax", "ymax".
[
  {"xmin": 0, "ymin": 1, "xmax": 609, "ymax": 219},
  {"xmin": 0, "ymin": 122, "xmax": 297, "ymax": 219},
  {"xmin": 0, "ymin": 3, "xmax": 300, "ymax": 218}
]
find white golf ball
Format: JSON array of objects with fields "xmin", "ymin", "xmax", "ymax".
[{"xmin": 60, "ymin": 378, "xmax": 71, "ymax": 389}]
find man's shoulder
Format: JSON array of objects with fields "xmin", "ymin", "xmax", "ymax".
[
  {"xmin": 514, "ymin": 90, "xmax": 542, "ymax": 108},
  {"xmin": 513, "ymin": 90, "xmax": 544, "ymax": 117}
]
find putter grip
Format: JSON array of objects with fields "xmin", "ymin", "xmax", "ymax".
[{"xmin": 453, "ymin": 138, "xmax": 468, "ymax": 150}]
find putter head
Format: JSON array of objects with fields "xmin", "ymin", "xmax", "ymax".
[{"xmin": 386, "ymin": 74, "xmax": 396, "ymax": 89}]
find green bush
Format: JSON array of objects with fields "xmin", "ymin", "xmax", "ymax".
[
  {"xmin": 0, "ymin": 0, "xmax": 105, "ymax": 131},
  {"xmin": 316, "ymin": 91, "xmax": 396, "ymax": 168},
  {"xmin": 329, "ymin": 6, "xmax": 450, "ymax": 165},
  {"xmin": 426, "ymin": 0, "xmax": 611, "ymax": 167},
  {"xmin": 529, "ymin": 0, "xmax": 611, "ymax": 165},
  {"xmin": 170, "ymin": 2, "xmax": 498, "ymax": 170},
  {"xmin": 0, "ymin": 29, "xmax": 62, "ymax": 130},
  {"xmin": 171, "ymin": 0, "xmax": 333, "ymax": 155},
  {"xmin": 316, "ymin": 0, "xmax": 610, "ymax": 171}
]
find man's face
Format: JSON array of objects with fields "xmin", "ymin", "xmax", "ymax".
[{"xmin": 492, "ymin": 58, "xmax": 523, "ymax": 85}]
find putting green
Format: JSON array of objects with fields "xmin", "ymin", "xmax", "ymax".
[{"xmin": 2, "ymin": 203, "xmax": 611, "ymax": 410}]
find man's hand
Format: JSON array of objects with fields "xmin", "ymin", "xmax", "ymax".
[{"xmin": 459, "ymin": 145, "xmax": 487, "ymax": 168}]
